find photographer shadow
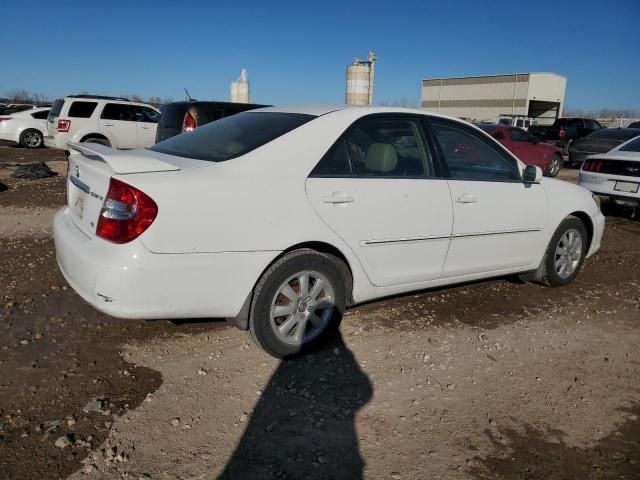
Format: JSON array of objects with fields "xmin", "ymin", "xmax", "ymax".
[{"xmin": 218, "ymin": 332, "xmax": 373, "ymax": 480}]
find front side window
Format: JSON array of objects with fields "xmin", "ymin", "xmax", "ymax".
[
  {"xmin": 150, "ymin": 112, "xmax": 315, "ymax": 162},
  {"xmin": 343, "ymin": 117, "xmax": 432, "ymax": 177},
  {"xmin": 67, "ymin": 101, "xmax": 98, "ymax": 118},
  {"xmin": 133, "ymin": 106, "xmax": 160, "ymax": 123},
  {"xmin": 430, "ymin": 119, "xmax": 520, "ymax": 182},
  {"xmin": 101, "ymin": 103, "xmax": 134, "ymax": 121},
  {"xmin": 508, "ymin": 128, "xmax": 530, "ymax": 142}
]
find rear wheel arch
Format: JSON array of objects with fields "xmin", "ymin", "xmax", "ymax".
[
  {"xmin": 80, "ymin": 133, "xmax": 112, "ymax": 147},
  {"xmin": 225, "ymin": 242, "xmax": 354, "ymax": 332}
]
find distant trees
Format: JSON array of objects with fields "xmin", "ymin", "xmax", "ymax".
[
  {"xmin": 564, "ymin": 107, "xmax": 640, "ymax": 119},
  {"xmin": 4, "ymin": 89, "xmax": 50, "ymax": 105}
]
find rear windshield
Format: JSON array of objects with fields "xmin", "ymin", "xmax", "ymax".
[
  {"xmin": 586, "ymin": 128, "xmax": 639, "ymax": 141},
  {"xmin": 49, "ymin": 99, "xmax": 64, "ymax": 118},
  {"xmin": 619, "ymin": 136, "xmax": 640, "ymax": 152},
  {"xmin": 158, "ymin": 103, "xmax": 187, "ymax": 129},
  {"xmin": 150, "ymin": 112, "xmax": 315, "ymax": 162}
]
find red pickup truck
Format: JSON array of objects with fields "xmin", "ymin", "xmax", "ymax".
[{"xmin": 477, "ymin": 124, "xmax": 564, "ymax": 177}]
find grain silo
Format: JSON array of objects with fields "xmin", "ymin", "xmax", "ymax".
[
  {"xmin": 230, "ymin": 68, "xmax": 249, "ymax": 103},
  {"xmin": 345, "ymin": 51, "xmax": 377, "ymax": 105}
]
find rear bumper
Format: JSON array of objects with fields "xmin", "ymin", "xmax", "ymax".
[
  {"xmin": 44, "ymin": 134, "xmax": 68, "ymax": 150},
  {"xmin": 579, "ymin": 171, "xmax": 640, "ymax": 206},
  {"xmin": 54, "ymin": 208, "xmax": 277, "ymax": 319}
]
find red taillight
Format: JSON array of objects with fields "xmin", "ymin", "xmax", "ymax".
[
  {"xmin": 584, "ymin": 160, "xmax": 602, "ymax": 172},
  {"xmin": 559, "ymin": 128, "xmax": 566, "ymax": 139},
  {"xmin": 96, "ymin": 178, "xmax": 158, "ymax": 244},
  {"xmin": 58, "ymin": 119, "xmax": 71, "ymax": 132},
  {"xmin": 0, "ymin": 117, "xmax": 12, "ymax": 123},
  {"xmin": 182, "ymin": 112, "xmax": 196, "ymax": 132}
]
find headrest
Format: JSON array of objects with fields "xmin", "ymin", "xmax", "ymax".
[{"xmin": 364, "ymin": 143, "xmax": 398, "ymax": 173}]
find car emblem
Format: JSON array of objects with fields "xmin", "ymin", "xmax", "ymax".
[
  {"xmin": 627, "ymin": 166, "xmax": 640, "ymax": 175},
  {"xmin": 75, "ymin": 165, "xmax": 80, "ymax": 178}
]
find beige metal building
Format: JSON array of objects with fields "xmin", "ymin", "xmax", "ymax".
[
  {"xmin": 421, "ymin": 72, "xmax": 566, "ymax": 124},
  {"xmin": 230, "ymin": 68, "xmax": 249, "ymax": 103}
]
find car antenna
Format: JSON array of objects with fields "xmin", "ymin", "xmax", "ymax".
[{"xmin": 184, "ymin": 88, "xmax": 192, "ymax": 101}]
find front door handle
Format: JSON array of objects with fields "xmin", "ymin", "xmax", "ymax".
[
  {"xmin": 103, "ymin": 123, "xmax": 114, "ymax": 127},
  {"xmin": 322, "ymin": 192, "xmax": 354, "ymax": 204},
  {"xmin": 456, "ymin": 193, "xmax": 477, "ymax": 204}
]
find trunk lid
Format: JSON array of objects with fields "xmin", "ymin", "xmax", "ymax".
[{"xmin": 66, "ymin": 143, "xmax": 182, "ymax": 238}]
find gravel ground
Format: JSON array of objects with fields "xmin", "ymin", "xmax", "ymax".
[{"xmin": 0, "ymin": 145, "xmax": 638, "ymax": 480}]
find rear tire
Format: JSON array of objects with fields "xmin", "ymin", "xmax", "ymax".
[
  {"xmin": 249, "ymin": 249, "xmax": 347, "ymax": 358},
  {"xmin": 83, "ymin": 137, "xmax": 111, "ymax": 147},
  {"xmin": 545, "ymin": 154, "xmax": 562, "ymax": 177},
  {"xmin": 534, "ymin": 216, "xmax": 588, "ymax": 287},
  {"xmin": 19, "ymin": 129, "xmax": 43, "ymax": 148}
]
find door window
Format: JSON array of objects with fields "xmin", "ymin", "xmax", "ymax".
[
  {"xmin": 508, "ymin": 128, "xmax": 531, "ymax": 142},
  {"xmin": 430, "ymin": 119, "xmax": 520, "ymax": 182},
  {"xmin": 491, "ymin": 131, "xmax": 505, "ymax": 140},
  {"xmin": 101, "ymin": 103, "xmax": 135, "ymax": 121},
  {"xmin": 346, "ymin": 117, "xmax": 433, "ymax": 177},
  {"xmin": 133, "ymin": 106, "xmax": 160, "ymax": 123}
]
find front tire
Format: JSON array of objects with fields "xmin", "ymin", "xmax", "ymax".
[
  {"xmin": 249, "ymin": 250, "xmax": 347, "ymax": 358},
  {"xmin": 545, "ymin": 154, "xmax": 562, "ymax": 177},
  {"xmin": 535, "ymin": 216, "xmax": 588, "ymax": 287},
  {"xmin": 20, "ymin": 129, "xmax": 43, "ymax": 148}
]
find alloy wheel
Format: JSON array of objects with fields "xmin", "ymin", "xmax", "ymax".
[
  {"xmin": 270, "ymin": 271, "xmax": 335, "ymax": 346},
  {"xmin": 554, "ymin": 228, "xmax": 582, "ymax": 278}
]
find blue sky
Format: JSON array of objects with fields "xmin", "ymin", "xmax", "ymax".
[{"xmin": 1, "ymin": 0, "xmax": 638, "ymax": 111}]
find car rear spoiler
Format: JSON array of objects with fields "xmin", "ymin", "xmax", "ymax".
[{"xmin": 67, "ymin": 142, "xmax": 180, "ymax": 174}]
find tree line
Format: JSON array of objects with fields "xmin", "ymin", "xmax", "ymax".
[{"xmin": 2, "ymin": 89, "xmax": 174, "ymax": 107}]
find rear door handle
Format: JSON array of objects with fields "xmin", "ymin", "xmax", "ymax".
[
  {"xmin": 322, "ymin": 192, "xmax": 354, "ymax": 204},
  {"xmin": 455, "ymin": 193, "xmax": 477, "ymax": 204},
  {"xmin": 103, "ymin": 123, "xmax": 114, "ymax": 127}
]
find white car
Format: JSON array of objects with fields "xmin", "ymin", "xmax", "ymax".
[
  {"xmin": 54, "ymin": 106, "xmax": 605, "ymax": 357},
  {"xmin": 0, "ymin": 107, "xmax": 50, "ymax": 148},
  {"xmin": 579, "ymin": 135, "xmax": 640, "ymax": 207},
  {"xmin": 44, "ymin": 95, "xmax": 160, "ymax": 151}
]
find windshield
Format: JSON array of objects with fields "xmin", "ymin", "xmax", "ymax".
[{"xmin": 149, "ymin": 112, "xmax": 315, "ymax": 162}]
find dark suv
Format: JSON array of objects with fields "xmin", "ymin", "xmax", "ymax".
[{"xmin": 155, "ymin": 101, "xmax": 268, "ymax": 143}]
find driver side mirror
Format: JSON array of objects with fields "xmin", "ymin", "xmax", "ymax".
[{"xmin": 523, "ymin": 165, "xmax": 543, "ymax": 183}]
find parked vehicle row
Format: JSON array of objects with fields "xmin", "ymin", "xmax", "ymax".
[
  {"xmin": 476, "ymin": 124, "xmax": 563, "ymax": 177},
  {"xmin": 529, "ymin": 117, "xmax": 605, "ymax": 154},
  {"xmin": 0, "ymin": 107, "xmax": 50, "ymax": 148},
  {"xmin": 568, "ymin": 127, "xmax": 640, "ymax": 166},
  {"xmin": 54, "ymin": 105, "xmax": 604, "ymax": 357}
]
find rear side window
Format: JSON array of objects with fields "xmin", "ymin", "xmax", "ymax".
[
  {"xmin": 31, "ymin": 110, "xmax": 50, "ymax": 119},
  {"xmin": 68, "ymin": 101, "xmax": 98, "ymax": 118},
  {"xmin": 430, "ymin": 119, "xmax": 520, "ymax": 182},
  {"xmin": 619, "ymin": 137, "xmax": 640, "ymax": 152},
  {"xmin": 150, "ymin": 112, "xmax": 315, "ymax": 162},
  {"xmin": 311, "ymin": 140, "xmax": 352, "ymax": 176}
]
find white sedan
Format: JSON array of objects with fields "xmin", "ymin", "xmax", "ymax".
[
  {"xmin": 0, "ymin": 107, "xmax": 50, "ymax": 148},
  {"xmin": 54, "ymin": 106, "xmax": 605, "ymax": 357},
  {"xmin": 579, "ymin": 134, "xmax": 640, "ymax": 207}
]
